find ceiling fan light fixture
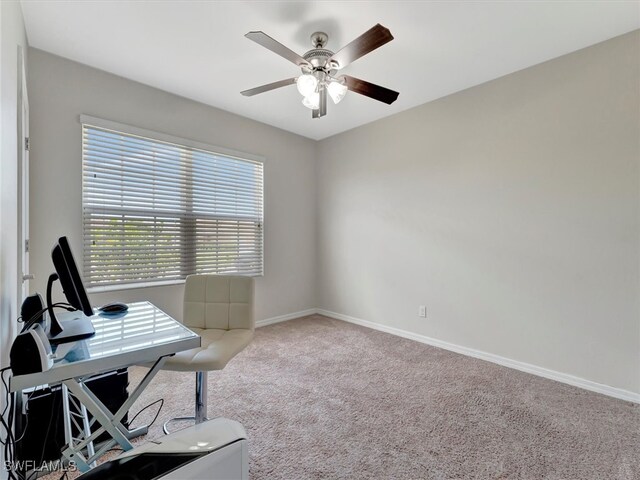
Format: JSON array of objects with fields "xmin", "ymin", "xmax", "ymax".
[
  {"xmin": 242, "ymin": 25, "xmax": 399, "ymax": 118},
  {"xmin": 296, "ymin": 74, "xmax": 317, "ymax": 97},
  {"xmin": 302, "ymin": 91, "xmax": 320, "ymax": 110},
  {"xmin": 327, "ymin": 80, "xmax": 348, "ymax": 104}
]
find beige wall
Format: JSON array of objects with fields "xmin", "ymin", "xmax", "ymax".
[
  {"xmin": 27, "ymin": 48, "xmax": 317, "ymax": 322},
  {"xmin": 0, "ymin": 0, "xmax": 27, "ymax": 365},
  {"xmin": 316, "ymin": 31, "xmax": 640, "ymax": 393},
  {"xmin": 1, "ymin": 2, "xmax": 28, "ymax": 477},
  {"xmin": 25, "ymin": 31, "xmax": 639, "ymax": 396}
]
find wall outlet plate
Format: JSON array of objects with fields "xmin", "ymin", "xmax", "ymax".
[{"xmin": 418, "ymin": 305, "xmax": 427, "ymax": 318}]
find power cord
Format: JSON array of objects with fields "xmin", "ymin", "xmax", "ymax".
[
  {"xmin": 19, "ymin": 303, "xmax": 75, "ymax": 333},
  {"xmin": 1, "ymin": 367, "xmax": 21, "ymax": 480},
  {"xmin": 128, "ymin": 398, "xmax": 165, "ymax": 430},
  {"xmin": 39, "ymin": 397, "xmax": 166, "ymax": 479},
  {"xmin": 6, "ymin": 304, "xmax": 167, "ymax": 479},
  {"xmin": 1, "ymin": 304, "xmax": 76, "ymax": 480},
  {"xmin": 21, "ymin": 390, "xmax": 163, "ymax": 478},
  {"xmin": 25, "ymin": 386, "xmax": 59, "ymax": 480},
  {"xmin": 17, "ymin": 302, "xmax": 74, "ymax": 323}
]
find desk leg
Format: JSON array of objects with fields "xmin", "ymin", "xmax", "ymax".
[
  {"xmin": 62, "ymin": 380, "xmax": 131, "ymax": 472},
  {"xmin": 63, "ymin": 379, "xmax": 133, "ymax": 448},
  {"xmin": 61, "ymin": 384, "xmax": 97, "ymax": 471},
  {"xmin": 125, "ymin": 425, "xmax": 149, "ymax": 439},
  {"xmin": 59, "ymin": 356, "xmax": 169, "ymax": 472},
  {"xmin": 113, "ymin": 356, "xmax": 168, "ymax": 438}
]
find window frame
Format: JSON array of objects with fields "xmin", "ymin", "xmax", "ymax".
[{"xmin": 80, "ymin": 115, "xmax": 265, "ymax": 293}]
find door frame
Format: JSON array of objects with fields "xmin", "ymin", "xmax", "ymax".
[{"xmin": 17, "ymin": 45, "xmax": 30, "ymax": 301}]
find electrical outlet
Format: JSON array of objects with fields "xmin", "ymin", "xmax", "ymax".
[{"xmin": 418, "ymin": 305, "xmax": 427, "ymax": 318}]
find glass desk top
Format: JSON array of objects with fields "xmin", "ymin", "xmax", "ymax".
[{"xmin": 10, "ymin": 301, "xmax": 200, "ymax": 392}]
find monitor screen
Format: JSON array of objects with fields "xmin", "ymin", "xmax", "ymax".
[
  {"xmin": 45, "ymin": 236, "xmax": 96, "ymax": 344},
  {"xmin": 52, "ymin": 236, "xmax": 93, "ymax": 317}
]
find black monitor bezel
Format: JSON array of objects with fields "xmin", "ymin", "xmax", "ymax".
[{"xmin": 54, "ymin": 236, "xmax": 93, "ymax": 317}]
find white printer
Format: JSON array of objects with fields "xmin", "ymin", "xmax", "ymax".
[{"xmin": 79, "ymin": 418, "xmax": 248, "ymax": 480}]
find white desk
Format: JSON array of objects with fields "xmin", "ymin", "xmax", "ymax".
[{"xmin": 10, "ymin": 302, "xmax": 200, "ymax": 472}]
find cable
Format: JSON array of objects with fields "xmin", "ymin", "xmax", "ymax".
[
  {"xmin": 29, "ymin": 395, "xmax": 162, "ymax": 479},
  {"xmin": 128, "ymin": 398, "xmax": 164, "ymax": 430},
  {"xmin": 1, "ymin": 370, "xmax": 14, "ymax": 445},
  {"xmin": 2, "ymin": 302, "xmax": 74, "ymax": 479},
  {"xmin": 2, "ymin": 303, "xmax": 74, "ymax": 479},
  {"xmin": 2, "ymin": 382, "xmax": 36, "ymax": 444},
  {"xmin": 1, "ymin": 368, "xmax": 12, "ymax": 419},
  {"xmin": 4, "ymin": 301, "xmax": 108, "ymax": 480},
  {"xmin": 0, "ymin": 368, "xmax": 19, "ymax": 480},
  {"xmin": 25, "ymin": 387, "xmax": 59, "ymax": 480},
  {"xmin": 1, "ymin": 378, "xmax": 49, "ymax": 480},
  {"xmin": 20, "ymin": 303, "xmax": 75, "ymax": 333}
]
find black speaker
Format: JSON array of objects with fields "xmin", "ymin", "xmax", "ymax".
[
  {"xmin": 20, "ymin": 293, "xmax": 45, "ymax": 332},
  {"xmin": 10, "ymin": 324, "xmax": 53, "ymax": 375}
]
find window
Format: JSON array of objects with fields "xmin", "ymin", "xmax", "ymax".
[{"xmin": 81, "ymin": 116, "xmax": 264, "ymax": 290}]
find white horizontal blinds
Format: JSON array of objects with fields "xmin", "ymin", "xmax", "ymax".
[{"xmin": 82, "ymin": 123, "xmax": 264, "ymax": 288}]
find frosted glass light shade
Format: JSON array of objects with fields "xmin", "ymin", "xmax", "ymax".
[
  {"xmin": 296, "ymin": 74, "xmax": 318, "ymax": 97},
  {"xmin": 327, "ymin": 81, "xmax": 348, "ymax": 104},
  {"xmin": 302, "ymin": 92, "xmax": 320, "ymax": 110}
]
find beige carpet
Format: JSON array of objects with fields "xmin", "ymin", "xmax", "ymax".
[{"xmin": 49, "ymin": 315, "xmax": 639, "ymax": 479}]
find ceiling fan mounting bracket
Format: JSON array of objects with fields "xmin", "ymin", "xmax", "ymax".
[
  {"xmin": 302, "ymin": 32, "xmax": 336, "ymax": 71},
  {"xmin": 310, "ymin": 31, "xmax": 328, "ymax": 49}
]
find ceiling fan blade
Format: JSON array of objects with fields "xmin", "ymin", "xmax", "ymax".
[
  {"xmin": 245, "ymin": 31, "xmax": 310, "ymax": 68},
  {"xmin": 343, "ymin": 75, "xmax": 399, "ymax": 105},
  {"xmin": 240, "ymin": 78, "xmax": 297, "ymax": 97},
  {"xmin": 328, "ymin": 24, "xmax": 393, "ymax": 70}
]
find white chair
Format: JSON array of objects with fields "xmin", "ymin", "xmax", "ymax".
[{"xmin": 162, "ymin": 274, "xmax": 254, "ymax": 433}]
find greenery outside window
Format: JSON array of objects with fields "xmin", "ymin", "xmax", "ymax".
[{"xmin": 81, "ymin": 116, "xmax": 264, "ymax": 290}]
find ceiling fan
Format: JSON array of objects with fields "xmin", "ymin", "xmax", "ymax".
[{"xmin": 240, "ymin": 24, "xmax": 399, "ymax": 118}]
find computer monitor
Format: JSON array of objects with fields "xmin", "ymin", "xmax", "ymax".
[{"xmin": 46, "ymin": 236, "xmax": 95, "ymax": 344}]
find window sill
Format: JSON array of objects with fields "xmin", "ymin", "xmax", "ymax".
[{"xmin": 87, "ymin": 279, "xmax": 186, "ymax": 294}]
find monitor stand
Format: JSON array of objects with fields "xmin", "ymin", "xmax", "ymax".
[
  {"xmin": 47, "ymin": 273, "xmax": 96, "ymax": 345},
  {"xmin": 48, "ymin": 316, "xmax": 96, "ymax": 345}
]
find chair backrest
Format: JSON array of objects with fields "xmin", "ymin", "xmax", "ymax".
[{"xmin": 183, "ymin": 275, "xmax": 254, "ymax": 331}]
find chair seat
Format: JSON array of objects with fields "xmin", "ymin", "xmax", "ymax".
[{"xmin": 163, "ymin": 328, "xmax": 253, "ymax": 372}]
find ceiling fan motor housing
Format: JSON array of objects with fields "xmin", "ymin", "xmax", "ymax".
[
  {"xmin": 302, "ymin": 32, "xmax": 337, "ymax": 75},
  {"xmin": 303, "ymin": 48, "xmax": 334, "ymax": 68}
]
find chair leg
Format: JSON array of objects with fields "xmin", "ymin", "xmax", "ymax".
[
  {"xmin": 163, "ymin": 371, "xmax": 209, "ymax": 434},
  {"xmin": 195, "ymin": 371, "xmax": 208, "ymax": 424}
]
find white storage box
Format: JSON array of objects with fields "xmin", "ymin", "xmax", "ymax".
[{"xmin": 79, "ymin": 418, "xmax": 248, "ymax": 480}]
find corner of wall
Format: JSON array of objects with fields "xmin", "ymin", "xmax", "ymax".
[
  {"xmin": 0, "ymin": 2, "xmax": 28, "ymax": 478},
  {"xmin": 0, "ymin": 0, "xmax": 28, "ymax": 365},
  {"xmin": 312, "ymin": 138, "xmax": 321, "ymax": 310},
  {"xmin": 311, "ymin": 32, "xmax": 640, "ymax": 396}
]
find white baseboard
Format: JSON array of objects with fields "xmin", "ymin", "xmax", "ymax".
[
  {"xmin": 256, "ymin": 308, "xmax": 318, "ymax": 328},
  {"xmin": 317, "ymin": 309, "xmax": 640, "ymax": 404}
]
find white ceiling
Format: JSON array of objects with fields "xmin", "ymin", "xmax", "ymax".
[{"xmin": 20, "ymin": 1, "xmax": 640, "ymax": 140}]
